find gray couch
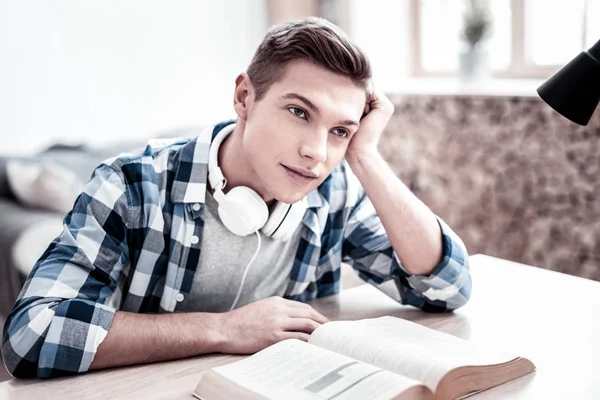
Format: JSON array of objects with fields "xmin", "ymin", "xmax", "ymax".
[
  {"xmin": 0, "ymin": 195, "xmax": 59, "ymax": 318},
  {"xmin": 0, "ymin": 128, "xmax": 203, "ymax": 319}
]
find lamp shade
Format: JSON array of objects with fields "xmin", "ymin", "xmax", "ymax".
[{"xmin": 537, "ymin": 39, "xmax": 600, "ymax": 126}]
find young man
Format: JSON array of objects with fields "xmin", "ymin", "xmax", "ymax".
[{"xmin": 2, "ymin": 17, "xmax": 471, "ymax": 379}]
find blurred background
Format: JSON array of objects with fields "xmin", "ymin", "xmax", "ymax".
[
  {"xmin": 2, "ymin": 0, "xmax": 598, "ymax": 154},
  {"xmin": 1, "ymin": 0, "xmax": 600, "ymax": 380}
]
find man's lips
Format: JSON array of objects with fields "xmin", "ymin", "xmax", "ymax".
[
  {"xmin": 283, "ymin": 165, "xmax": 319, "ymax": 178},
  {"xmin": 282, "ymin": 164, "xmax": 319, "ymax": 185}
]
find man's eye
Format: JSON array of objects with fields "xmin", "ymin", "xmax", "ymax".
[
  {"xmin": 288, "ymin": 107, "xmax": 307, "ymax": 120},
  {"xmin": 331, "ymin": 128, "xmax": 349, "ymax": 138}
]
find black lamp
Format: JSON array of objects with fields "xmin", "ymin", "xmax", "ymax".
[{"xmin": 537, "ymin": 39, "xmax": 600, "ymax": 126}]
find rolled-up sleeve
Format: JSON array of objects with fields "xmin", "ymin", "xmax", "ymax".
[
  {"xmin": 341, "ymin": 185, "xmax": 471, "ymax": 313},
  {"xmin": 2, "ymin": 164, "xmax": 130, "ymax": 378}
]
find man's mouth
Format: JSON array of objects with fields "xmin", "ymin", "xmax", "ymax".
[{"xmin": 282, "ymin": 164, "xmax": 319, "ymax": 185}]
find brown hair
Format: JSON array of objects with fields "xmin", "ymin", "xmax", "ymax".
[{"xmin": 247, "ymin": 17, "xmax": 372, "ymax": 101}]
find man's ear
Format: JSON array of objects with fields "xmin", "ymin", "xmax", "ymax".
[{"xmin": 233, "ymin": 73, "xmax": 254, "ymax": 121}]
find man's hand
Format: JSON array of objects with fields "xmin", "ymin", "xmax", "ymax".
[
  {"xmin": 216, "ymin": 297, "xmax": 329, "ymax": 354},
  {"xmin": 346, "ymin": 90, "xmax": 394, "ymax": 162}
]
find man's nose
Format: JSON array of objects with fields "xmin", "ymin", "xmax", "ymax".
[{"xmin": 299, "ymin": 129, "xmax": 327, "ymax": 163}]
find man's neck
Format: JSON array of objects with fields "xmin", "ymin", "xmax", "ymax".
[{"xmin": 217, "ymin": 122, "xmax": 275, "ymax": 206}]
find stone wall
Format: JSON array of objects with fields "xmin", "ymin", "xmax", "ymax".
[{"xmin": 379, "ymin": 94, "xmax": 600, "ymax": 280}]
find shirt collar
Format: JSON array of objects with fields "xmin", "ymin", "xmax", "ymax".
[
  {"xmin": 171, "ymin": 121, "xmax": 235, "ymax": 204},
  {"xmin": 306, "ymin": 186, "xmax": 325, "ymax": 209}
]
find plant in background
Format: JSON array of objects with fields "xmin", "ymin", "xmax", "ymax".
[
  {"xmin": 461, "ymin": 0, "xmax": 492, "ymax": 48},
  {"xmin": 459, "ymin": 0, "xmax": 492, "ymax": 80}
]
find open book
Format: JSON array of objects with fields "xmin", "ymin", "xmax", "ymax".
[{"xmin": 193, "ymin": 316, "xmax": 536, "ymax": 400}]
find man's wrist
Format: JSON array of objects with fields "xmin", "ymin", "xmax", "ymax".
[
  {"xmin": 345, "ymin": 148, "xmax": 381, "ymax": 170},
  {"xmin": 196, "ymin": 312, "xmax": 229, "ymax": 354}
]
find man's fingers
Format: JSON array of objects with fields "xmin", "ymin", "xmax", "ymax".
[
  {"xmin": 281, "ymin": 298, "xmax": 308, "ymax": 308},
  {"xmin": 307, "ymin": 308, "xmax": 329, "ymax": 324},
  {"xmin": 287, "ymin": 305, "xmax": 330, "ymax": 324},
  {"xmin": 280, "ymin": 332, "xmax": 311, "ymax": 342},
  {"xmin": 278, "ymin": 298, "xmax": 330, "ymax": 323},
  {"xmin": 284, "ymin": 318, "xmax": 321, "ymax": 334}
]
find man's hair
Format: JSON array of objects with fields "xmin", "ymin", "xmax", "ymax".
[{"xmin": 247, "ymin": 17, "xmax": 372, "ymax": 101}]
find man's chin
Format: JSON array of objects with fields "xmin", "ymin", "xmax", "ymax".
[
  {"xmin": 264, "ymin": 173, "xmax": 322, "ymax": 204},
  {"xmin": 272, "ymin": 188, "xmax": 312, "ymax": 205}
]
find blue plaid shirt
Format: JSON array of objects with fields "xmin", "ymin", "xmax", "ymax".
[{"xmin": 2, "ymin": 121, "xmax": 471, "ymax": 378}]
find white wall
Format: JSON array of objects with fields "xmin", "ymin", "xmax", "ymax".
[
  {"xmin": 348, "ymin": 0, "xmax": 413, "ymax": 90},
  {"xmin": 0, "ymin": 0, "xmax": 268, "ymax": 155}
]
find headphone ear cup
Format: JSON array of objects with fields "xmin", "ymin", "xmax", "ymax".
[
  {"xmin": 216, "ymin": 186, "xmax": 269, "ymax": 236},
  {"xmin": 262, "ymin": 199, "xmax": 307, "ymax": 241}
]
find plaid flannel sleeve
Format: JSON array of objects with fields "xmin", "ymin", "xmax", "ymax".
[
  {"xmin": 2, "ymin": 164, "xmax": 130, "ymax": 378},
  {"xmin": 341, "ymin": 186, "xmax": 471, "ymax": 313}
]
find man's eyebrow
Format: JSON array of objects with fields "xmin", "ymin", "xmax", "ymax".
[
  {"xmin": 281, "ymin": 92, "xmax": 360, "ymax": 126},
  {"xmin": 338, "ymin": 119, "xmax": 359, "ymax": 127},
  {"xmin": 281, "ymin": 93, "xmax": 319, "ymax": 113}
]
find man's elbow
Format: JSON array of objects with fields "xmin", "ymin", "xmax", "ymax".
[
  {"xmin": 442, "ymin": 273, "xmax": 472, "ymax": 312},
  {"xmin": 441, "ymin": 249, "xmax": 472, "ymax": 311},
  {"xmin": 2, "ymin": 339, "xmax": 77, "ymax": 379},
  {"xmin": 420, "ymin": 272, "xmax": 472, "ymax": 313},
  {"xmin": 2, "ymin": 338, "xmax": 40, "ymax": 379},
  {"xmin": 2, "ymin": 306, "xmax": 55, "ymax": 379}
]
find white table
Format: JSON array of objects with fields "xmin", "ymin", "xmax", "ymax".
[{"xmin": 2, "ymin": 254, "xmax": 599, "ymax": 399}]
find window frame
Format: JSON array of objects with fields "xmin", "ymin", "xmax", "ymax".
[{"xmin": 411, "ymin": 0, "xmax": 588, "ymax": 79}]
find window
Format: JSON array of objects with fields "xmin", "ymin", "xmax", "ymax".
[{"xmin": 415, "ymin": 0, "xmax": 599, "ymax": 78}]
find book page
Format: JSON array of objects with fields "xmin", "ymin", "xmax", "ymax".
[
  {"xmin": 210, "ymin": 339, "xmax": 428, "ymax": 400},
  {"xmin": 308, "ymin": 316, "xmax": 519, "ymax": 391}
]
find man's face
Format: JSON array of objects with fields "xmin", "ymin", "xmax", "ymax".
[{"xmin": 241, "ymin": 60, "xmax": 367, "ymax": 204}]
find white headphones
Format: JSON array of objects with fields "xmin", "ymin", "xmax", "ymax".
[{"xmin": 207, "ymin": 123, "xmax": 307, "ymax": 241}]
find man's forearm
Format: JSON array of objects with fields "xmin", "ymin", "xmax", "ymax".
[
  {"xmin": 346, "ymin": 152, "xmax": 443, "ymax": 276},
  {"xmin": 89, "ymin": 311, "xmax": 224, "ymax": 370}
]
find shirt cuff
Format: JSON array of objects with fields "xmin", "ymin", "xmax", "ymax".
[{"xmin": 395, "ymin": 217, "xmax": 470, "ymax": 302}]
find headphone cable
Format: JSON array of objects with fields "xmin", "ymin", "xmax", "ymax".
[{"xmin": 229, "ymin": 230, "xmax": 261, "ymax": 311}]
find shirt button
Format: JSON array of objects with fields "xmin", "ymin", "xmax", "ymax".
[
  {"xmin": 176, "ymin": 293, "xmax": 185, "ymax": 302},
  {"xmin": 191, "ymin": 235, "xmax": 199, "ymax": 244},
  {"xmin": 192, "ymin": 203, "xmax": 201, "ymax": 211}
]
